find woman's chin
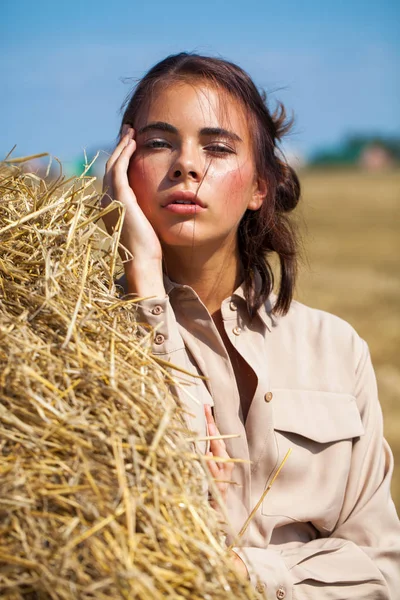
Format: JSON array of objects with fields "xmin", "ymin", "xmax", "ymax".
[
  {"xmin": 156, "ymin": 222, "xmax": 238, "ymax": 254},
  {"xmin": 157, "ymin": 225, "xmax": 209, "ymax": 248}
]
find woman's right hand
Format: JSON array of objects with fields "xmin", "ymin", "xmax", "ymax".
[{"xmin": 102, "ymin": 126, "xmax": 165, "ymax": 297}]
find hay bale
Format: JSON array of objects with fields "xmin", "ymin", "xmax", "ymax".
[{"xmin": 0, "ymin": 157, "xmax": 256, "ymax": 599}]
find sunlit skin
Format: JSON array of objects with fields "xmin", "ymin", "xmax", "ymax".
[{"xmin": 127, "ymin": 82, "xmax": 266, "ymax": 293}]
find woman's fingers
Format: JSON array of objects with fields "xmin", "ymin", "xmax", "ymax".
[
  {"xmin": 120, "ymin": 123, "xmax": 130, "ymax": 138},
  {"xmin": 113, "ymin": 137, "xmax": 137, "ymax": 196},
  {"xmin": 204, "ymin": 404, "xmax": 219, "ymax": 435},
  {"xmin": 204, "ymin": 404, "xmax": 234, "ymax": 485},
  {"xmin": 103, "ymin": 127, "xmax": 136, "ymax": 208},
  {"xmin": 205, "ymin": 411, "xmax": 235, "ymax": 509},
  {"xmin": 204, "ymin": 404, "xmax": 226, "ymax": 456},
  {"xmin": 224, "ymin": 460, "xmax": 234, "ymax": 477},
  {"xmin": 204, "ymin": 403, "xmax": 214, "ymax": 426},
  {"xmin": 105, "ymin": 127, "xmax": 135, "ymax": 176},
  {"xmin": 209, "ymin": 439, "xmax": 227, "ymax": 469},
  {"xmin": 210, "ymin": 433, "xmax": 226, "ymax": 451},
  {"xmin": 206, "ymin": 451, "xmax": 221, "ymax": 478},
  {"xmin": 102, "ymin": 127, "xmax": 137, "ymax": 230},
  {"xmin": 207, "ymin": 454, "xmax": 234, "ymax": 480}
]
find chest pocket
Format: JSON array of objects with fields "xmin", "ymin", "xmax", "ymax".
[{"xmin": 261, "ymin": 390, "xmax": 364, "ymax": 533}]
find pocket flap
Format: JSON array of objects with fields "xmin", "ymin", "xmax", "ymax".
[{"xmin": 272, "ymin": 390, "xmax": 364, "ymax": 443}]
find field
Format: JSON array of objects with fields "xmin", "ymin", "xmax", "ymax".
[{"xmin": 295, "ymin": 168, "xmax": 400, "ymax": 512}]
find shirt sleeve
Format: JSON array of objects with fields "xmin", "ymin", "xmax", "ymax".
[
  {"xmin": 114, "ymin": 272, "xmax": 185, "ymax": 356},
  {"xmin": 134, "ymin": 295, "xmax": 187, "ymax": 356},
  {"xmin": 234, "ymin": 343, "xmax": 400, "ymax": 599}
]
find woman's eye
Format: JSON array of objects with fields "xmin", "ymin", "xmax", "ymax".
[
  {"xmin": 145, "ymin": 139, "xmax": 170, "ymax": 149},
  {"xmin": 205, "ymin": 144, "xmax": 235, "ymax": 155}
]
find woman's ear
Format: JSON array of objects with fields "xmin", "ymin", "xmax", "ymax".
[{"xmin": 248, "ymin": 177, "xmax": 267, "ymax": 211}]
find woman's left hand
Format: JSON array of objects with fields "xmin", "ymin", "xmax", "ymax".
[{"xmin": 204, "ymin": 404, "xmax": 235, "ymax": 509}]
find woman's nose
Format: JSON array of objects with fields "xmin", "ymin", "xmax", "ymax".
[
  {"xmin": 168, "ymin": 147, "xmax": 202, "ymax": 182},
  {"xmin": 169, "ymin": 167, "xmax": 199, "ymax": 181}
]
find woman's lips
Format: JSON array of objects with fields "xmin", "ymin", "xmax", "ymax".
[
  {"xmin": 164, "ymin": 204, "xmax": 206, "ymax": 214},
  {"xmin": 163, "ymin": 190, "xmax": 206, "ymax": 214}
]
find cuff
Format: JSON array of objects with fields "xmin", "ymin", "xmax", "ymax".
[
  {"xmin": 233, "ymin": 547, "xmax": 293, "ymax": 599},
  {"xmin": 135, "ymin": 296, "xmax": 185, "ymax": 355}
]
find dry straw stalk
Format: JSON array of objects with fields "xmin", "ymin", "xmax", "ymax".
[{"xmin": 0, "ymin": 156, "xmax": 258, "ymax": 599}]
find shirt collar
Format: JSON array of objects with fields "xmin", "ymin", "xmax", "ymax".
[
  {"xmin": 230, "ymin": 284, "xmax": 274, "ymax": 331},
  {"xmin": 163, "ymin": 274, "xmax": 274, "ymax": 331}
]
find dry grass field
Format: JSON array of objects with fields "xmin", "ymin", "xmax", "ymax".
[{"xmin": 295, "ymin": 168, "xmax": 400, "ymax": 513}]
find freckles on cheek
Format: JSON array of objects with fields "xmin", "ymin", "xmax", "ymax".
[
  {"xmin": 221, "ymin": 164, "xmax": 253, "ymax": 207},
  {"xmin": 130, "ymin": 159, "xmax": 150, "ymax": 186},
  {"xmin": 129, "ymin": 158, "xmax": 157, "ymax": 198}
]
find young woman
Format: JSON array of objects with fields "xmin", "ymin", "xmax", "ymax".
[{"xmin": 102, "ymin": 53, "xmax": 400, "ymax": 599}]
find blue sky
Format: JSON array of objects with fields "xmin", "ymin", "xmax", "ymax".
[{"xmin": 1, "ymin": 0, "xmax": 399, "ymax": 164}]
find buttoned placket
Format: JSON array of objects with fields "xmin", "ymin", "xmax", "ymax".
[
  {"xmin": 170, "ymin": 288, "xmax": 251, "ymax": 518},
  {"xmin": 221, "ymin": 296, "xmax": 279, "ymax": 526},
  {"xmin": 169, "ymin": 283, "xmax": 280, "ymax": 545}
]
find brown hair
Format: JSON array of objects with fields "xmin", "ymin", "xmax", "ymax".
[{"xmin": 121, "ymin": 52, "xmax": 301, "ymax": 316}]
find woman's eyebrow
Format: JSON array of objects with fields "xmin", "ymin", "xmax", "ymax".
[
  {"xmin": 137, "ymin": 122, "xmax": 242, "ymax": 143},
  {"xmin": 137, "ymin": 122, "xmax": 178, "ymax": 135},
  {"xmin": 200, "ymin": 127, "xmax": 242, "ymax": 143}
]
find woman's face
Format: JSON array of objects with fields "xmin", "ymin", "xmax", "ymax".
[{"xmin": 128, "ymin": 81, "xmax": 265, "ymax": 249}]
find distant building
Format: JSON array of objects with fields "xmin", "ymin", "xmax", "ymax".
[
  {"xmin": 310, "ymin": 135, "xmax": 400, "ymax": 170},
  {"xmin": 359, "ymin": 144, "xmax": 394, "ymax": 171}
]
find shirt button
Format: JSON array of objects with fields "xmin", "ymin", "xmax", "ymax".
[
  {"xmin": 256, "ymin": 581, "xmax": 266, "ymax": 594},
  {"xmin": 276, "ymin": 586, "xmax": 286, "ymax": 599},
  {"xmin": 232, "ymin": 326, "xmax": 242, "ymax": 336},
  {"xmin": 154, "ymin": 334, "xmax": 165, "ymax": 345},
  {"xmin": 229, "ymin": 300, "xmax": 238, "ymax": 311},
  {"xmin": 264, "ymin": 391, "xmax": 273, "ymax": 402},
  {"xmin": 151, "ymin": 305, "xmax": 163, "ymax": 315}
]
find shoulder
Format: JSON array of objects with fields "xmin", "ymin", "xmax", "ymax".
[
  {"xmin": 269, "ymin": 298, "xmax": 368, "ymax": 385},
  {"xmin": 274, "ymin": 298, "xmax": 364, "ymax": 347},
  {"xmin": 282, "ymin": 298, "xmax": 358, "ymax": 334}
]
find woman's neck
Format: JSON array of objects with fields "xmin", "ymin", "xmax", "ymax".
[{"xmin": 162, "ymin": 240, "xmax": 242, "ymax": 315}]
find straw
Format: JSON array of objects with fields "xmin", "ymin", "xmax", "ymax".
[{"xmin": 0, "ymin": 157, "xmax": 258, "ymax": 599}]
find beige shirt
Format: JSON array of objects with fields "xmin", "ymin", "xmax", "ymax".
[{"xmin": 134, "ymin": 277, "xmax": 400, "ymax": 599}]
